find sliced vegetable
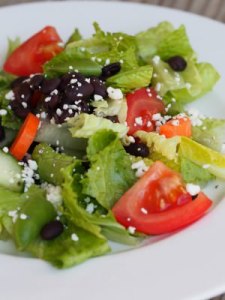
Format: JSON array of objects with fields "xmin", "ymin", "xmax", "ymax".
[
  {"xmin": 9, "ymin": 113, "xmax": 40, "ymax": 161},
  {"xmin": 113, "ymin": 190, "xmax": 212, "ymax": 235},
  {"xmin": 159, "ymin": 116, "xmax": 192, "ymax": 138},
  {"xmin": 3, "ymin": 26, "xmax": 63, "ymax": 76},
  {"xmin": 126, "ymin": 88, "xmax": 165, "ymax": 135},
  {"xmin": 0, "ymin": 150, "xmax": 23, "ymax": 192}
]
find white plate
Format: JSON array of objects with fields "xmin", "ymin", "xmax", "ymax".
[{"xmin": 0, "ymin": 1, "xmax": 225, "ymax": 300}]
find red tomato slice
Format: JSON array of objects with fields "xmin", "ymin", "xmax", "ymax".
[
  {"xmin": 112, "ymin": 161, "xmax": 212, "ymax": 235},
  {"xmin": 126, "ymin": 88, "xmax": 165, "ymax": 135},
  {"xmin": 3, "ymin": 26, "xmax": 63, "ymax": 76},
  {"xmin": 159, "ymin": 116, "xmax": 192, "ymax": 138}
]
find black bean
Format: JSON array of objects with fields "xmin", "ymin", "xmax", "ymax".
[
  {"xmin": 65, "ymin": 82, "xmax": 94, "ymax": 101},
  {"xmin": 167, "ymin": 56, "xmax": 187, "ymax": 72},
  {"xmin": 13, "ymin": 82, "xmax": 32, "ymax": 103},
  {"xmin": 0, "ymin": 125, "xmax": 5, "ymax": 142},
  {"xmin": 44, "ymin": 94, "xmax": 60, "ymax": 110},
  {"xmin": 101, "ymin": 62, "xmax": 121, "ymax": 79},
  {"xmin": 90, "ymin": 77, "xmax": 107, "ymax": 98},
  {"xmin": 124, "ymin": 142, "xmax": 150, "ymax": 157},
  {"xmin": 41, "ymin": 78, "xmax": 60, "ymax": 94},
  {"xmin": 80, "ymin": 101, "xmax": 93, "ymax": 114},
  {"xmin": 10, "ymin": 76, "xmax": 28, "ymax": 89},
  {"xmin": 40, "ymin": 220, "xmax": 64, "ymax": 240},
  {"xmin": 58, "ymin": 73, "xmax": 73, "ymax": 90},
  {"xmin": 105, "ymin": 116, "xmax": 118, "ymax": 123},
  {"xmin": 10, "ymin": 101, "xmax": 30, "ymax": 119},
  {"xmin": 82, "ymin": 161, "xmax": 90, "ymax": 170},
  {"xmin": 53, "ymin": 110, "xmax": 72, "ymax": 124},
  {"xmin": 29, "ymin": 74, "xmax": 44, "ymax": 89}
]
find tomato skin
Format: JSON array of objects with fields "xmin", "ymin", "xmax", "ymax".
[
  {"xmin": 126, "ymin": 88, "xmax": 165, "ymax": 135},
  {"xmin": 3, "ymin": 26, "xmax": 63, "ymax": 76},
  {"xmin": 113, "ymin": 192, "xmax": 212, "ymax": 235},
  {"xmin": 112, "ymin": 161, "xmax": 212, "ymax": 235},
  {"xmin": 159, "ymin": 116, "xmax": 192, "ymax": 138}
]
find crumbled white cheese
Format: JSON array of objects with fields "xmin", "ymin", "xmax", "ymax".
[
  {"xmin": 71, "ymin": 233, "xmax": 79, "ymax": 241},
  {"xmin": 94, "ymin": 94, "xmax": 103, "ymax": 101},
  {"xmin": 186, "ymin": 183, "xmax": 201, "ymax": 196},
  {"xmin": 171, "ymin": 119, "xmax": 180, "ymax": 126},
  {"xmin": 5, "ymin": 90, "xmax": 15, "ymax": 101},
  {"xmin": 20, "ymin": 213, "xmax": 28, "ymax": 220},
  {"xmin": 86, "ymin": 203, "xmax": 95, "ymax": 214},
  {"xmin": 42, "ymin": 183, "xmax": 63, "ymax": 209},
  {"xmin": 45, "ymin": 96, "xmax": 51, "ymax": 103},
  {"xmin": 185, "ymin": 83, "xmax": 192, "ymax": 89},
  {"xmin": 107, "ymin": 87, "xmax": 123, "ymax": 100},
  {"xmin": 131, "ymin": 160, "xmax": 149, "ymax": 177},
  {"xmin": 2, "ymin": 147, "xmax": 9, "ymax": 153},
  {"xmin": 203, "ymin": 164, "xmax": 210, "ymax": 169},
  {"xmin": 8, "ymin": 210, "xmax": 18, "ymax": 223},
  {"xmin": 105, "ymin": 58, "xmax": 111, "ymax": 65},
  {"xmin": 187, "ymin": 108, "xmax": 205, "ymax": 127},
  {"xmin": 135, "ymin": 116, "xmax": 143, "ymax": 126},
  {"xmin": 152, "ymin": 55, "xmax": 160, "ymax": 65},
  {"xmin": 51, "ymin": 89, "xmax": 58, "ymax": 95},
  {"xmin": 0, "ymin": 109, "xmax": 7, "ymax": 116},
  {"xmin": 141, "ymin": 207, "xmax": 148, "ymax": 215},
  {"xmin": 128, "ymin": 226, "xmax": 136, "ymax": 234}
]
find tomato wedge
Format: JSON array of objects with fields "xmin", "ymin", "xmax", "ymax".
[
  {"xmin": 159, "ymin": 116, "xmax": 192, "ymax": 138},
  {"xmin": 3, "ymin": 26, "xmax": 63, "ymax": 76},
  {"xmin": 10, "ymin": 113, "xmax": 40, "ymax": 160},
  {"xmin": 126, "ymin": 88, "xmax": 165, "ymax": 135},
  {"xmin": 112, "ymin": 161, "xmax": 212, "ymax": 235}
]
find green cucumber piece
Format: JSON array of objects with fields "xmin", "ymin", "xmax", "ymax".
[{"xmin": 0, "ymin": 150, "xmax": 23, "ymax": 192}]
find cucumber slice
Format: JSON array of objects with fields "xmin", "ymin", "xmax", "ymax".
[{"xmin": 0, "ymin": 150, "xmax": 23, "ymax": 192}]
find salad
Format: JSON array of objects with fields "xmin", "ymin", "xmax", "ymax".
[{"xmin": 0, "ymin": 21, "xmax": 223, "ymax": 268}]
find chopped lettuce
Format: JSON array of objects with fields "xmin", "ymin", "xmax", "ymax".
[
  {"xmin": 0, "ymin": 187, "xmax": 25, "ymax": 218},
  {"xmin": 28, "ymin": 221, "xmax": 110, "ymax": 269},
  {"xmin": 136, "ymin": 22, "xmax": 195, "ymax": 62},
  {"xmin": 136, "ymin": 21, "xmax": 174, "ymax": 63},
  {"xmin": 67, "ymin": 113, "xmax": 127, "ymax": 138},
  {"xmin": 106, "ymin": 65, "xmax": 153, "ymax": 92},
  {"xmin": 171, "ymin": 62, "xmax": 220, "ymax": 102},
  {"xmin": 82, "ymin": 130, "xmax": 136, "ymax": 209},
  {"xmin": 179, "ymin": 137, "xmax": 225, "ymax": 180},
  {"xmin": 180, "ymin": 157, "xmax": 215, "ymax": 186},
  {"xmin": 6, "ymin": 37, "xmax": 21, "ymax": 58},
  {"xmin": 65, "ymin": 28, "xmax": 82, "ymax": 45},
  {"xmin": 192, "ymin": 118, "xmax": 225, "ymax": 152},
  {"xmin": 32, "ymin": 143, "xmax": 75, "ymax": 185},
  {"xmin": 136, "ymin": 131, "xmax": 180, "ymax": 161},
  {"xmin": 44, "ymin": 48, "xmax": 102, "ymax": 78}
]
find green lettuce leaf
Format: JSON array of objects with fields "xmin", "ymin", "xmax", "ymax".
[
  {"xmin": 179, "ymin": 137, "xmax": 225, "ymax": 180},
  {"xmin": 32, "ymin": 143, "xmax": 75, "ymax": 185},
  {"xmin": 180, "ymin": 157, "xmax": 215, "ymax": 186},
  {"xmin": 106, "ymin": 65, "xmax": 153, "ymax": 92},
  {"xmin": 27, "ymin": 221, "xmax": 110, "ymax": 268},
  {"xmin": 6, "ymin": 37, "xmax": 21, "ymax": 58},
  {"xmin": 82, "ymin": 130, "xmax": 136, "ymax": 209},
  {"xmin": 44, "ymin": 48, "xmax": 102, "ymax": 77},
  {"xmin": 61, "ymin": 158, "xmax": 142, "ymax": 245},
  {"xmin": 67, "ymin": 113, "xmax": 128, "ymax": 138},
  {"xmin": 65, "ymin": 28, "xmax": 82, "ymax": 45},
  {"xmin": 192, "ymin": 118, "xmax": 225, "ymax": 152},
  {"xmin": 136, "ymin": 21, "xmax": 174, "ymax": 63}
]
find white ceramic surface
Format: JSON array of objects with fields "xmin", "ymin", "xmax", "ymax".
[{"xmin": 0, "ymin": 2, "xmax": 225, "ymax": 300}]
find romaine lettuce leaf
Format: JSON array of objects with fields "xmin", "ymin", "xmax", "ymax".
[
  {"xmin": 27, "ymin": 221, "xmax": 110, "ymax": 268},
  {"xmin": 179, "ymin": 137, "xmax": 225, "ymax": 180},
  {"xmin": 136, "ymin": 21, "xmax": 174, "ymax": 63},
  {"xmin": 61, "ymin": 157, "xmax": 142, "ymax": 245},
  {"xmin": 67, "ymin": 113, "xmax": 127, "ymax": 138},
  {"xmin": 106, "ymin": 65, "xmax": 153, "ymax": 92},
  {"xmin": 44, "ymin": 48, "xmax": 102, "ymax": 77},
  {"xmin": 192, "ymin": 118, "xmax": 225, "ymax": 152},
  {"xmin": 180, "ymin": 157, "xmax": 215, "ymax": 186},
  {"xmin": 136, "ymin": 131, "xmax": 180, "ymax": 161},
  {"xmin": 32, "ymin": 143, "xmax": 75, "ymax": 185},
  {"xmin": 82, "ymin": 130, "xmax": 136, "ymax": 209}
]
